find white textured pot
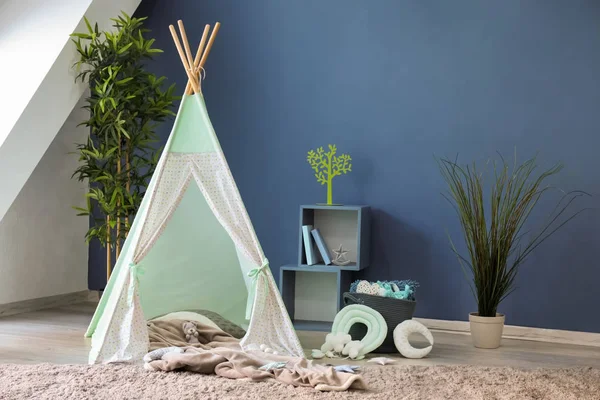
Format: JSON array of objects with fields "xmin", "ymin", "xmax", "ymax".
[{"xmin": 469, "ymin": 312, "xmax": 505, "ymax": 349}]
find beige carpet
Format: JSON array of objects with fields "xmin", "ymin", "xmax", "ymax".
[{"xmin": 0, "ymin": 363, "xmax": 598, "ymax": 399}]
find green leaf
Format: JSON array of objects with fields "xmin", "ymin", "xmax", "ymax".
[
  {"xmin": 118, "ymin": 126, "xmax": 131, "ymax": 139},
  {"xmin": 84, "ymin": 16, "xmax": 93, "ymax": 34},
  {"xmin": 70, "ymin": 32, "xmax": 92, "ymax": 39},
  {"xmin": 80, "ymin": 149, "xmax": 99, "ymax": 159},
  {"xmin": 115, "ymin": 77, "xmax": 133, "ymax": 85},
  {"xmin": 117, "ymin": 42, "xmax": 133, "ymax": 54}
]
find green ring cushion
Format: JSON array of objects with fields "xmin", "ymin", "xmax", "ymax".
[{"xmin": 331, "ymin": 304, "xmax": 388, "ymax": 355}]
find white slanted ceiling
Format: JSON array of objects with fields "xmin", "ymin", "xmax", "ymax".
[{"xmin": 0, "ymin": 0, "xmax": 141, "ymax": 223}]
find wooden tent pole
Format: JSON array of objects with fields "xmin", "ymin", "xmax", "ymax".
[
  {"xmin": 199, "ymin": 22, "xmax": 221, "ymax": 69},
  {"xmin": 177, "ymin": 20, "xmax": 196, "ymax": 80},
  {"xmin": 169, "ymin": 25, "xmax": 200, "ymax": 93},
  {"xmin": 185, "ymin": 24, "xmax": 211, "ymax": 95}
]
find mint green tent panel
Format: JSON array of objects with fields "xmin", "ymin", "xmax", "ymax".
[
  {"xmin": 138, "ymin": 181, "xmax": 247, "ymax": 324},
  {"xmin": 167, "ymin": 95, "xmax": 219, "ymax": 154}
]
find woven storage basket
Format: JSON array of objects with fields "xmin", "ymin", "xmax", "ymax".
[{"xmin": 343, "ymin": 292, "xmax": 416, "ymax": 353}]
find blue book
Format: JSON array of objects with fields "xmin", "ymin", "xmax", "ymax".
[
  {"xmin": 302, "ymin": 225, "xmax": 317, "ymax": 265},
  {"xmin": 311, "ymin": 228, "xmax": 332, "ymax": 265}
]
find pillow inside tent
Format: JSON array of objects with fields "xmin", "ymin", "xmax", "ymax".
[{"xmin": 150, "ymin": 310, "xmax": 246, "ymax": 339}]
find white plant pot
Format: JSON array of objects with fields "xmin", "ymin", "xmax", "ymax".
[{"xmin": 469, "ymin": 312, "xmax": 505, "ymax": 349}]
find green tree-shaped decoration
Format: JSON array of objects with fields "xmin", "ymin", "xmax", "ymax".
[{"xmin": 307, "ymin": 144, "xmax": 352, "ymax": 205}]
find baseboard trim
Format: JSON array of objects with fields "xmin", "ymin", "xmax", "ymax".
[
  {"xmin": 415, "ymin": 317, "xmax": 600, "ymax": 348},
  {"xmin": 0, "ymin": 290, "xmax": 98, "ymax": 318}
]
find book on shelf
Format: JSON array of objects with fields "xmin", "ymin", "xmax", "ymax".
[
  {"xmin": 311, "ymin": 228, "xmax": 332, "ymax": 265},
  {"xmin": 302, "ymin": 225, "xmax": 317, "ymax": 265}
]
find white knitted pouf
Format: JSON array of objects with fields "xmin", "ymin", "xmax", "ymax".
[{"xmin": 393, "ymin": 320, "xmax": 434, "ymax": 359}]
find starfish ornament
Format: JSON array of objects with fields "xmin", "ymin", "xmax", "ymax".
[
  {"xmin": 333, "ymin": 365, "xmax": 360, "ymax": 373},
  {"xmin": 367, "ymin": 357, "xmax": 396, "ymax": 365},
  {"xmin": 332, "ymin": 244, "xmax": 351, "ymax": 266}
]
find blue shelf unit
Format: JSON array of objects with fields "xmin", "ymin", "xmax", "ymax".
[
  {"xmin": 280, "ymin": 264, "xmax": 351, "ymax": 332},
  {"xmin": 280, "ymin": 205, "xmax": 371, "ymax": 331},
  {"xmin": 298, "ymin": 205, "xmax": 371, "ymax": 271}
]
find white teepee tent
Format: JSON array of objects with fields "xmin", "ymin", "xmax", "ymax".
[{"xmin": 85, "ymin": 21, "xmax": 303, "ymax": 363}]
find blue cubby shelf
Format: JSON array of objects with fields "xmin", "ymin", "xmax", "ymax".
[
  {"xmin": 279, "ymin": 204, "xmax": 371, "ymax": 331},
  {"xmin": 298, "ymin": 205, "xmax": 371, "ymax": 271},
  {"xmin": 279, "ymin": 264, "xmax": 353, "ymax": 329}
]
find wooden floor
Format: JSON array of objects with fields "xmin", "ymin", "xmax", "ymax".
[{"xmin": 1, "ymin": 302, "xmax": 599, "ymax": 369}]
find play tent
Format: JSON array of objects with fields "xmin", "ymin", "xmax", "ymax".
[{"xmin": 85, "ymin": 21, "xmax": 303, "ymax": 363}]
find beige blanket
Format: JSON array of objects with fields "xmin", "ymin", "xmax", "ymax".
[{"xmin": 145, "ymin": 319, "xmax": 366, "ymax": 392}]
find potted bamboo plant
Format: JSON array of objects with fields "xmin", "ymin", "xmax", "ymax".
[
  {"xmin": 438, "ymin": 154, "xmax": 587, "ymax": 348},
  {"xmin": 70, "ymin": 13, "xmax": 177, "ymax": 284}
]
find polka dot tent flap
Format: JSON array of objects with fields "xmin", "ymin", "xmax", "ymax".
[{"xmin": 85, "ymin": 94, "xmax": 303, "ymax": 363}]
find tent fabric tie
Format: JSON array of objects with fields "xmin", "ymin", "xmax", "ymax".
[
  {"xmin": 246, "ymin": 259, "xmax": 269, "ymax": 319},
  {"xmin": 128, "ymin": 262, "xmax": 145, "ymax": 306}
]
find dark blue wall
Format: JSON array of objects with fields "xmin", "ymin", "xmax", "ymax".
[{"xmin": 90, "ymin": 0, "xmax": 600, "ymax": 333}]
